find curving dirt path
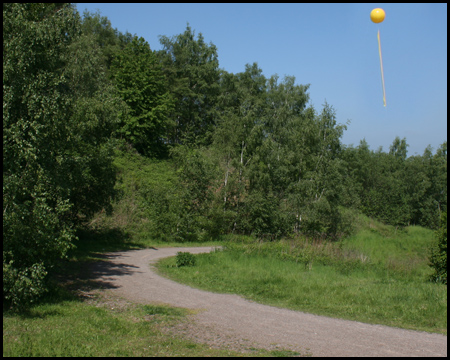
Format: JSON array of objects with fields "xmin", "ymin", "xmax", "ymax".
[{"xmin": 88, "ymin": 247, "xmax": 447, "ymax": 357}]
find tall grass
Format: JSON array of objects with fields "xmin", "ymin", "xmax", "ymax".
[{"xmin": 157, "ymin": 220, "xmax": 447, "ymax": 334}]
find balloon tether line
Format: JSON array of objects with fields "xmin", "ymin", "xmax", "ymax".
[{"xmin": 377, "ymin": 29, "xmax": 386, "ymax": 107}]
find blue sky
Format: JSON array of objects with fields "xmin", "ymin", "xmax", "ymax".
[{"xmin": 75, "ymin": 3, "xmax": 447, "ymax": 156}]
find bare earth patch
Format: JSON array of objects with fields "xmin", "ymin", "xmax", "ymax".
[{"xmin": 82, "ymin": 247, "xmax": 447, "ymax": 357}]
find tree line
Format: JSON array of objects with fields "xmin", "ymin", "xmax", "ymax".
[{"xmin": 3, "ymin": 3, "xmax": 447, "ymax": 308}]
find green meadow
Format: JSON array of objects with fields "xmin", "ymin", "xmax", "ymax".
[{"xmin": 157, "ymin": 219, "xmax": 447, "ymax": 335}]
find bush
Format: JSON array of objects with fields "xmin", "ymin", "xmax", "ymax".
[
  {"xmin": 429, "ymin": 212, "xmax": 447, "ymax": 284},
  {"xmin": 3, "ymin": 256, "xmax": 48, "ymax": 311},
  {"xmin": 176, "ymin": 252, "xmax": 196, "ymax": 267}
]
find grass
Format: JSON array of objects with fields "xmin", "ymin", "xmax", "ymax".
[
  {"xmin": 3, "ymin": 289, "xmax": 301, "ymax": 357},
  {"xmin": 157, "ymin": 220, "xmax": 447, "ymax": 335},
  {"xmin": 4, "ymin": 297, "xmax": 192, "ymax": 357}
]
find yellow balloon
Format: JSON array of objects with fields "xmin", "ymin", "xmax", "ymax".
[{"xmin": 370, "ymin": 8, "xmax": 385, "ymax": 24}]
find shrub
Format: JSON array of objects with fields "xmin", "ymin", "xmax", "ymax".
[
  {"xmin": 176, "ymin": 252, "xmax": 196, "ymax": 267},
  {"xmin": 3, "ymin": 256, "xmax": 48, "ymax": 311},
  {"xmin": 429, "ymin": 212, "xmax": 447, "ymax": 284}
]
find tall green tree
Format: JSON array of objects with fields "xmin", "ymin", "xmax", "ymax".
[
  {"xmin": 62, "ymin": 31, "xmax": 125, "ymax": 221},
  {"xmin": 389, "ymin": 136, "xmax": 409, "ymax": 162},
  {"xmin": 286, "ymin": 102, "xmax": 347, "ymax": 236},
  {"xmin": 212, "ymin": 63, "xmax": 268, "ymax": 234},
  {"xmin": 111, "ymin": 36, "xmax": 174, "ymax": 157},
  {"xmin": 402, "ymin": 153, "xmax": 431, "ymax": 226},
  {"xmin": 158, "ymin": 24, "xmax": 220, "ymax": 147},
  {"xmin": 3, "ymin": 3, "xmax": 122, "ymax": 309},
  {"xmin": 430, "ymin": 142, "xmax": 447, "ymax": 223},
  {"xmin": 211, "ymin": 65, "xmax": 349, "ymax": 238},
  {"xmin": 80, "ymin": 10, "xmax": 134, "ymax": 71}
]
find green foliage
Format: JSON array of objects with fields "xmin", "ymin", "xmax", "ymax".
[
  {"xmin": 3, "ymin": 3, "xmax": 121, "ymax": 309},
  {"xmin": 80, "ymin": 10, "xmax": 133, "ymax": 70},
  {"xmin": 3, "ymin": 3, "xmax": 77, "ymax": 309},
  {"xmin": 429, "ymin": 212, "xmax": 447, "ymax": 284},
  {"xmin": 176, "ymin": 252, "xmax": 197, "ymax": 267},
  {"xmin": 342, "ymin": 139, "xmax": 446, "ymax": 229},
  {"xmin": 62, "ymin": 31, "xmax": 124, "ymax": 221},
  {"xmin": 171, "ymin": 145, "xmax": 220, "ymax": 241},
  {"xmin": 3, "ymin": 255, "xmax": 48, "ymax": 311},
  {"xmin": 103, "ymin": 145, "xmax": 182, "ymax": 242},
  {"xmin": 111, "ymin": 36, "xmax": 174, "ymax": 157},
  {"xmin": 207, "ymin": 65, "xmax": 350, "ymax": 239},
  {"xmin": 91, "ymin": 145, "xmax": 218, "ymax": 244},
  {"xmin": 158, "ymin": 24, "xmax": 220, "ymax": 147}
]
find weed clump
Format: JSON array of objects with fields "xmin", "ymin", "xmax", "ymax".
[{"xmin": 176, "ymin": 252, "xmax": 196, "ymax": 267}]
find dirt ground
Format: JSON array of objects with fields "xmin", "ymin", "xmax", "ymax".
[{"xmin": 84, "ymin": 247, "xmax": 447, "ymax": 357}]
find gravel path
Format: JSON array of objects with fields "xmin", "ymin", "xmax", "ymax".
[{"xmin": 88, "ymin": 247, "xmax": 447, "ymax": 357}]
